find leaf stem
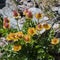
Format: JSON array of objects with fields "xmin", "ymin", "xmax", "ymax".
[{"xmin": 16, "ymin": 20, "xmax": 20, "ymax": 31}]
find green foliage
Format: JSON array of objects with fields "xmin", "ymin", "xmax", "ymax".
[
  {"xmin": 0, "ymin": 15, "xmax": 59, "ymax": 60},
  {"xmin": 13, "ymin": 0, "xmax": 21, "ymax": 5},
  {"xmin": 0, "ymin": 16, "xmax": 3, "ymax": 28},
  {"xmin": 0, "ymin": 20, "xmax": 55, "ymax": 60},
  {"xmin": 0, "ymin": 28, "xmax": 18, "ymax": 37},
  {"xmin": 22, "ymin": 20, "xmax": 36, "ymax": 34}
]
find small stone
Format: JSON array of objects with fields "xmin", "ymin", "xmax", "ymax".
[
  {"xmin": 52, "ymin": 7, "xmax": 58, "ymax": 11},
  {"xmin": 58, "ymin": 8, "xmax": 60, "ymax": 14},
  {"xmin": 53, "ymin": 24, "xmax": 60, "ymax": 29},
  {"xmin": 27, "ymin": 0, "xmax": 31, "ymax": 2},
  {"xmin": 57, "ymin": 17, "xmax": 60, "ymax": 20}
]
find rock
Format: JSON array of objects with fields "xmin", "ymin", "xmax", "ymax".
[
  {"xmin": 58, "ymin": 8, "xmax": 60, "ymax": 14},
  {"xmin": 51, "ymin": 7, "xmax": 58, "ymax": 11},
  {"xmin": 29, "ymin": 7, "xmax": 42, "ymax": 14},
  {"xmin": 0, "ymin": 0, "xmax": 6, "ymax": 9},
  {"xmin": 53, "ymin": 24, "xmax": 60, "ymax": 30}
]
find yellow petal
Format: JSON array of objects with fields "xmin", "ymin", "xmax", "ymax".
[
  {"xmin": 43, "ymin": 24, "xmax": 51, "ymax": 30},
  {"xmin": 28, "ymin": 28, "xmax": 36, "ymax": 36},
  {"xmin": 36, "ymin": 24, "xmax": 43, "ymax": 31},
  {"xmin": 13, "ymin": 45, "xmax": 22, "ymax": 52},
  {"xmin": 51, "ymin": 38, "xmax": 59, "ymax": 45},
  {"xmin": 24, "ymin": 35, "xmax": 31, "ymax": 43}
]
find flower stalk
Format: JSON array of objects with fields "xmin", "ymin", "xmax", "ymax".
[{"xmin": 16, "ymin": 20, "xmax": 20, "ymax": 31}]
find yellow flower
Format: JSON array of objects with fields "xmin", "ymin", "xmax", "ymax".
[
  {"xmin": 14, "ymin": 13, "xmax": 20, "ymax": 19},
  {"xmin": 13, "ymin": 45, "xmax": 22, "ymax": 52},
  {"xmin": 24, "ymin": 35, "xmax": 31, "ymax": 43},
  {"xmin": 23, "ymin": 9, "xmax": 28, "ymax": 16},
  {"xmin": 13, "ymin": 10, "xmax": 20, "ymax": 19},
  {"xmin": 35, "ymin": 13, "xmax": 42, "ymax": 19},
  {"xmin": 3, "ymin": 17, "xmax": 10, "ymax": 29},
  {"xmin": 6, "ymin": 33, "xmax": 18, "ymax": 41},
  {"xmin": 3, "ymin": 23, "xmax": 10, "ymax": 29},
  {"xmin": 28, "ymin": 28, "xmax": 36, "ymax": 36},
  {"xmin": 26, "ymin": 11, "xmax": 33, "ymax": 19},
  {"xmin": 16, "ymin": 32, "xmax": 23, "ymax": 39},
  {"xmin": 43, "ymin": 24, "xmax": 51, "ymax": 30},
  {"xmin": 36, "ymin": 24, "xmax": 43, "ymax": 31},
  {"xmin": 6, "ymin": 33, "xmax": 14, "ymax": 41},
  {"xmin": 51, "ymin": 38, "xmax": 59, "ymax": 45},
  {"xmin": 3, "ymin": 17, "xmax": 10, "ymax": 23}
]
